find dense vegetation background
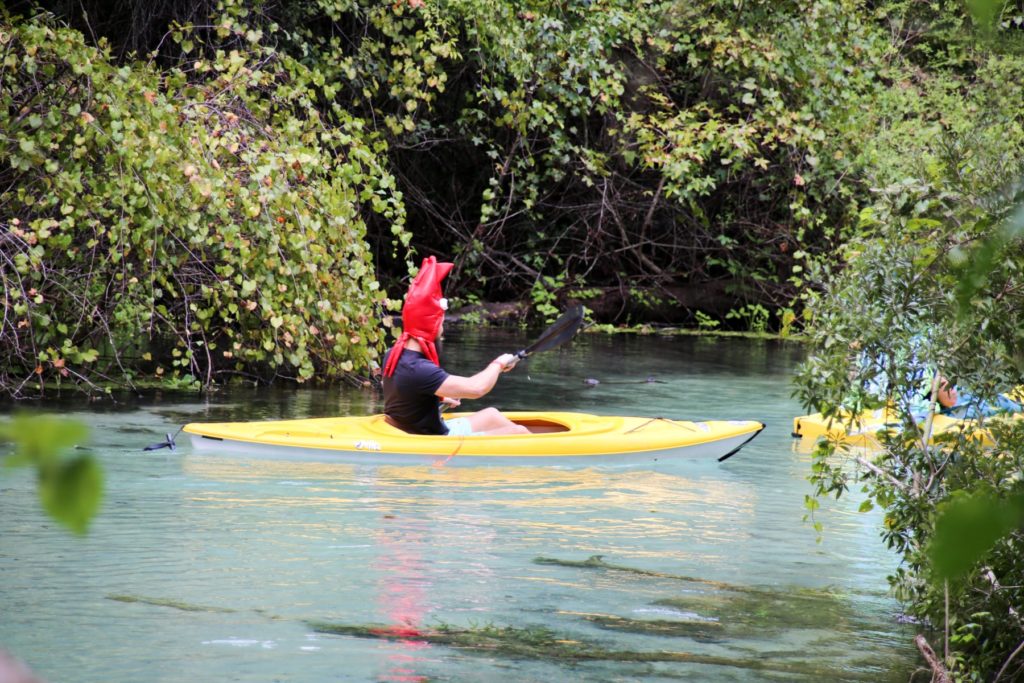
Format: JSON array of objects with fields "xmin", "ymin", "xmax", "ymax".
[
  {"xmin": 3, "ymin": 0, "xmax": 1024, "ymax": 678},
  {"xmin": 5, "ymin": 0, "xmax": 1018, "ymax": 396}
]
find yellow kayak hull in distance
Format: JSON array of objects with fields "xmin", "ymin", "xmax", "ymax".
[
  {"xmin": 183, "ymin": 412, "xmax": 765, "ymax": 466},
  {"xmin": 791, "ymin": 408, "xmax": 1020, "ymax": 449}
]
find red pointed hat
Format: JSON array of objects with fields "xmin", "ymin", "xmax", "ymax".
[{"xmin": 382, "ymin": 256, "xmax": 454, "ymax": 376}]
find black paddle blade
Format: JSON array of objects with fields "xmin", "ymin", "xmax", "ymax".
[
  {"xmin": 516, "ymin": 305, "xmax": 585, "ymax": 359},
  {"xmin": 143, "ymin": 433, "xmax": 177, "ymax": 452}
]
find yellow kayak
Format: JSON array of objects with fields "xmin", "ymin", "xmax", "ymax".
[
  {"xmin": 791, "ymin": 407, "xmax": 1021, "ymax": 449},
  {"xmin": 183, "ymin": 412, "xmax": 765, "ymax": 466}
]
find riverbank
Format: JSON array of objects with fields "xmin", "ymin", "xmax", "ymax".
[{"xmin": 446, "ymin": 301, "xmax": 802, "ymax": 342}]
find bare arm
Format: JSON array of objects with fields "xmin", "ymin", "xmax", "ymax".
[
  {"xmin": 937, "ymin": 376, "xmax": 958, "ymax": 408},
  {"xmin": 436, "ymin": 354, "xmax": 517, "ymax": 400}
]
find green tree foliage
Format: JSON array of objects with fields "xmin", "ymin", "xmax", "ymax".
[
  {"xmin": 796, "ymin": 184, "xmax": 1024, "ymax": 679},
  {"xmin": 794, "ymin": 2, "xmax": 1024, "ymax": 669},
  {"xmin": 3, "ymin": 0, "xmax": 1023, "ymax": 396},
  {"xmin": 1, "ymin": 9, "xmax": 408, "ymax": 396},
  {"xmin": 222, "ymin": 0, "xmax": 1022, "ymax": 324},
  {"xmin": 203, "ymin": 0, "xmax": 900, "ymax": 320}
]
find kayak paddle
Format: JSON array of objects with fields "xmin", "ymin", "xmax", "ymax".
[{"xmin": 513, "ymin": 304, "xmax": 585, "ymax": 362}]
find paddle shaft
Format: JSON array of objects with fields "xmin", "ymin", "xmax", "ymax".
[{"xmin": 513, "ymin": 304, "xmax": 584, "ymax": 360}]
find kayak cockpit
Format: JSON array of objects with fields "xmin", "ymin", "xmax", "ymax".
[{"xmin": 509, "ymin": 418, "xmax": 571, "ymax": 434}]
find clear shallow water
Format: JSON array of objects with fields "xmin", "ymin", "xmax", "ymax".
[{"xmin": 0, "ymin": 333, "xmax": 918, "ymax": 681}]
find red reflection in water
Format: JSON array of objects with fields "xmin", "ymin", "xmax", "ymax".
[{"xmin": 373, "ymin": 517, "xmax": 433, "ymax": 683}]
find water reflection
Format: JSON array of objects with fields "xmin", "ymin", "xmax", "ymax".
[{"xmin": 175, "ymin": 453, "xmax": 913, "ymax": 680}]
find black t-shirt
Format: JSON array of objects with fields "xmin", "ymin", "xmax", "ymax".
[{"xmin": 382, "ymin": 348, "xmax": 450, "ymax": 435}]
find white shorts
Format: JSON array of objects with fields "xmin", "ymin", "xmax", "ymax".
[{"xmin": 444, "ymin": 417, "xmax": 477, "ymax": 437}]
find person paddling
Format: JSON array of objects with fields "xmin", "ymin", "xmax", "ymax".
[{"xmin": 381, "ymin": 256, "xmax": 529, "ymax": 436}]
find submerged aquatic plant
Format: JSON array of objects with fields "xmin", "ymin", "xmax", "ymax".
[
  {"xmin": 562, "ymin": 611, "xmax": 726, "ymax": 643},
  {"xmin": 534, "ymin": 554, "xmax": 854, "ymax": 601},
  {"xmin": 104, "ymin": 574, "xmax": 895, "ymax": 679},
  {"xmin": 534, "ymin": 554, "xmax": 903, "ymax": 666},
  {"xmin": 106, "ymin": 594, "xmax": 237, "ymax": 613},
  {"xmin": 533, "ymin": 554, "xmax": 732, "ymax": 587},
  {"xmin": 308, "ymin": 619, "xmax": 880, "ymax": 679},
  {"xmin": 651, "ymin": 592, "xmax": 860, "ymax": 634}
]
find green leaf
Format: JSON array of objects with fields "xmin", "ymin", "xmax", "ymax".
[
  {"xmin": 1, "ymin": 415, "xmax": 100, "ymax": 534},
  {"xmin": 71, "ymin": 348, "xmax": 100, "ymax": 364},
  {"xmin": 928, "ymin": 489, "xmax": 1024, "ymax": 584},
  {"xmin": 1, "ymin": 414, "xmax": 89, "ymax": 468},
  {"xmin": 965, "ymin": 0, "xmax": 1004, "ymax": 30},
  {"xmin": 38, "ymin": 455, "xmax": 104, "ymax": 535}
]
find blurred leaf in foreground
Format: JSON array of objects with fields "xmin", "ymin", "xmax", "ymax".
[
  {"xmin": 0, "ymin": 414, "xmax": 101, "ymax": 535},
  {"xmin": 928, "ymin": 488, "xmax": 1024, "ymax": 583}
]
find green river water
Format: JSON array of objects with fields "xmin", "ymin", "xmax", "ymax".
[{"xmin": 0, "ymin": 331, "xmax": 919, "ymax": 681}]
